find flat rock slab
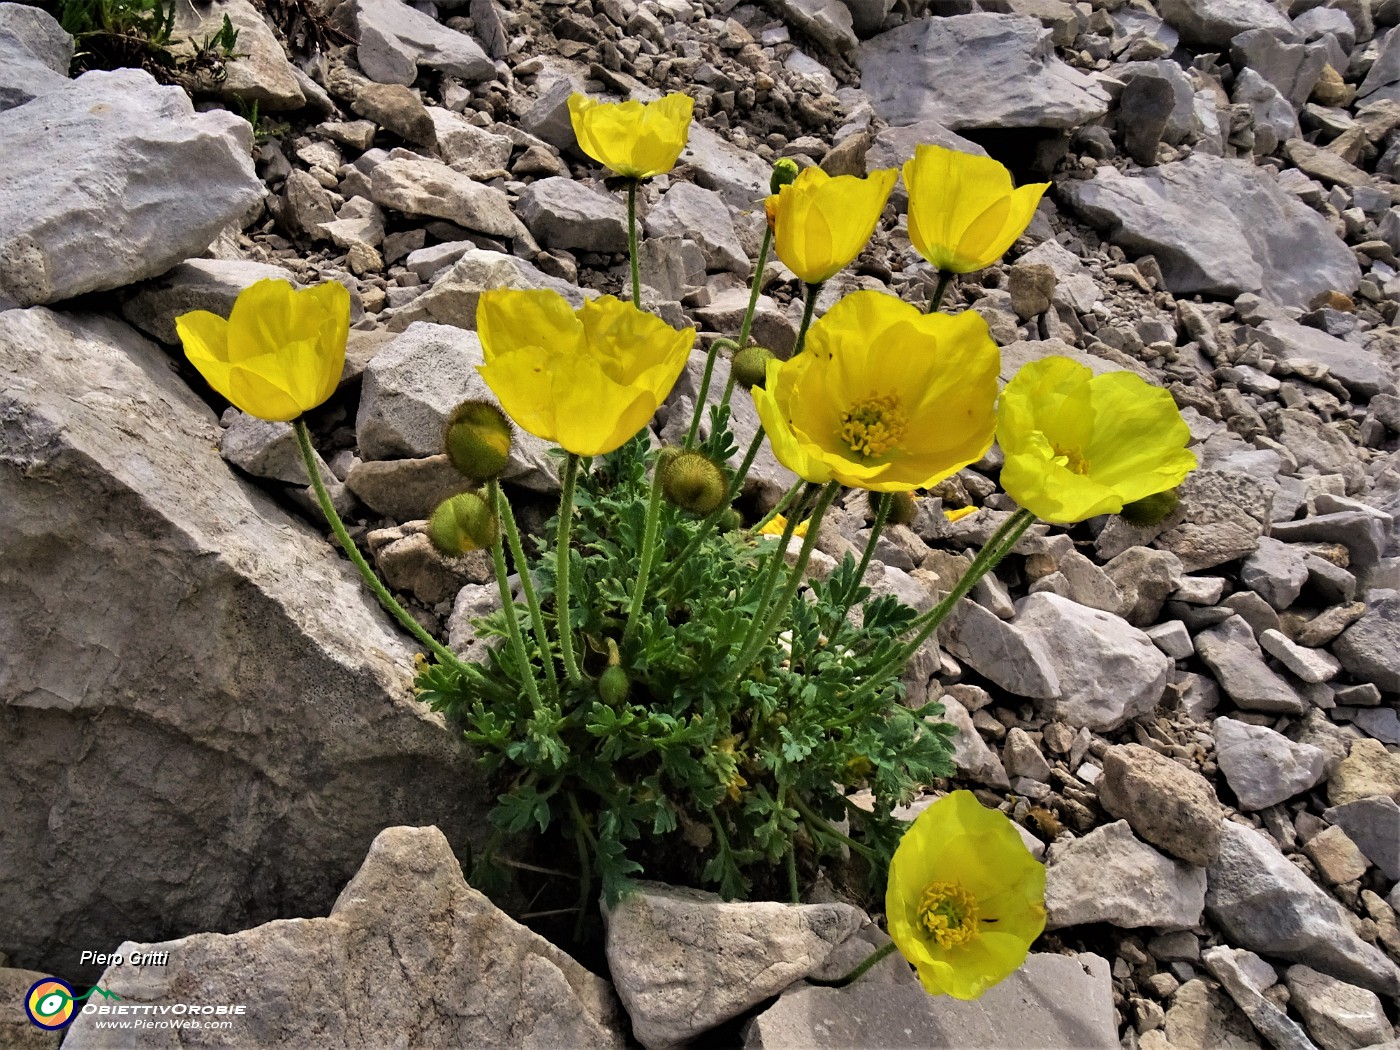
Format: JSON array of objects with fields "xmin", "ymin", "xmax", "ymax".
[
  {"xmin": 1061, "ymin": 154, "xmax": 1360, "ymax": 309},
  {"xmin": 0, "ymin": 308, "xmax": 487, "ymax": 981},
  {"xmin": 355, "ymin": 0, "xmax": 495, "ymax": 86},
  {"xmin": 0, "ymin": 2, "xmax": 71, "ymax": 112},
  {"xmin": 63, "ymin": 827, "xmax": 627, "ymax": 1049},
  {"xmin": 604, "ymin": 882, "xmax": 868, "ymax": 1049},
  {"xmin": 1046, "ymin": 821, "xmax": 1207, "ymax": 931},
  {"xmin": 0, "ymin": 68, "xmax": 262, "ymax": 308},
  {"xmin": 744, "ymin": 952, "xmax": 1117, "ymax": 1049},
  {"xmin": 858, "ymin": 13, "xmax": 1109, "ymax": 130}
]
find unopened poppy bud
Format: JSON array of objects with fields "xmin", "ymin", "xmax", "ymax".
[
  {"xmin": 732, "ymin": 345, "xmax": 774, "ymax": 389},
  {"xmin": 1118, "ymin": 488, "xmax": 1180, "ymax": 527},
  {"xmin": 660, "ymin": 449, "xmax": 728, "ymax": 515},
  {"xmin": 428, "ymin": 491, "xmax": 499, "ymax": 555},
  {"xmin": 888, "ymin": 491, "xmax": 917, "ymax": 526},
  {"xmin": 716, "ymin": 508, "xmax": 742, "ymax": 533},
  {"xmin": 598, "ymin": 637, "xmax": 629, "ymax": 704},
  {"xmin": 443, "ymin": 400, "xmax": 513, "ymax": 480},
  {"xmin": 655, "ymin": 445, "xmax": 685, "ymax": 474},
  {"xmin": 770, "ymin": 157, "xmax": 800, "ymax": 194}
]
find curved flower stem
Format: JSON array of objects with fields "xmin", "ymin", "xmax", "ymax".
[
  {"xmin": 685, "ymin": 338, "xmax": 737, "ymax": 450},
  {"xmin": 555, "ymin": 453, "xmax": 584, "ymax": 684},
  {"xmin": 492, "ymin": 480, "xmax": 557, "ymax": 703},
  {"xmin": 715, "ymin": 371, "xmax": 738, "ymax": 424},
  {"xmin": 486, "ymin": 483, "xmax": 545, "ymax": 715},
  {"xmin": 293, "ymin": 421, "xmax": 463, "ymax": 670},
  {"xmin": 791, "ymin": 791, "xmax": 877, "ymax": 861},
  {"xmin": 928, "ymin": 269, "xmax": 953, "ymax": 313},
  {"xmin": 807, "ymin": 943, "xmax": 898, "ymax": 987},
  {"xmin": 793, "ymin": 281, "xmax": 821, "ymax": 355},
  {"xmin": 623, "ymin": 457, "xmax": 667, "ymax": 645},
  {"xmin": 738, "ymin": 227, "xmax": 773, "ymax": 350},
  {"xmin": 725, "ymin": 481, "xmax": 842, "ymax": 689},
  {"xmin": 851, "ymin": 508, "xmax": 1037, "ymax": 709},
  {"xmin": 746, "ymin": 478, "xmax": 806, "ymax": 537},
  {"xmin": 627, "ymin": 179, "xmax": 642, "ymax": 308},
  {"xmin": 835, "ymin": 492, "xmax": 890, "ymax": 618},
  {"xmin": 725, "ymin": 425, "xmax": 766, "ymax": 503}
]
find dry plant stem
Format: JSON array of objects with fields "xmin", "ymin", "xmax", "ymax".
[
  {"xmin": 555, "ymin": 453, "xmax": 584, "ymax": 684},
  {"xmin": 487, "ymin": 485, "xmax": 545, "ymax": 715},
  {"xmin": 929, "ymin": 269, "xmax": 953, "ymax": 312},
  {"xmin": 725, "ymin": 481, "xmax": 842, "ymax": 688},
  {"xmin": 293, "ymin": 420, "xmax": 462, "ymax": 670},
  {"xmin": 808, "ymin": 943, "xmax": 898, "ymax": 987},
  {"xmin": 785, "ymin": 834, "xmax": 800, "ymax": 905},
  {"xmin": 495, "ymin": 480, "xmax": 559, "ymax": 703},
  {"xmin": 624, "ymin": 460, "xmax": 667, "ymax": 644},
  {"xmin": 627, "ymin": 179, "xmax": 642, "ymax": 308}
]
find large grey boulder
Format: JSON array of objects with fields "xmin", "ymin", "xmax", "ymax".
[
  {"xmin": 1061, "ymin": 154, "xmax": 1361, "ymax": 309},
  {"xmin": 0, "ymin": 69, "xmax": 262, "ymax": 308},
  {"xmin": 1158, "ymin": 0, "xmax": 1295, "ymax": 47},
  {"xmin": 371, "ymin": 154, "xmax": 532, "ymax": 243},
  {"xmin": 857, "ymin": 13, "xmax": 1110, "ymax": 130},
  {"xmin": 1213, "ymin": 717, "xmax": 1329, "ymax": 811},
  {"xmin": 604, "ymin": 882, "xmax": 869, "ymax": 1049},
  {"xmin": 770, "ymin": 0, "xmax": 858, "ymax": 53},
  {"xmin": 1256, "ymin": 319, "xmax": 1398, "ymax": 403},
  {"xmin": 0, "ymin": 309, "xmax": 487, "ymax": 982},
  {"xmin": 1206, "ymin": 820, "xmax": 1400, "ymax": 999},
  {"xmin": 0, "ymin": 2, "xmax": 71, "ymax": 111},
  {"xmin": 63, "ymin": 827, "xmax": 627, "ymax": 1049},
  {"xmin": 744, "ymin": 952, "xmax": 1117, "ymax": 1049},
  {"xmin": 517, "ymin": 176, "xmax": 629, "ymax": 253},
  {"xmin": 355, "ymin": 0, "xmax": 496, "ymax": 85},
  {"xmin": 644, "ymin": 182, "xmax": 749, "ymax": 274}
]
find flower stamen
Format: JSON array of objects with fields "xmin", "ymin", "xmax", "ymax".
[
  {"xmin": 1051, "ymin": 445, "xmax": 1090, "ymax": 475},
  {"xmin": 838, "ymin": 392, "xmax": 908, "ymax": 460},
  {"xmin": 917, "ymin": 880, "xmax": 980, "ymax": 950}
]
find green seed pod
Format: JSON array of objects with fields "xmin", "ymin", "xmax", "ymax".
[
  {"xmin": 660, "ymin": 449, "xmax": 728, "ymax": 515},
  {"xmin": 598, "ymin": 637, "xmax": 629, "ymax": 704},
  {"xmin": 716, "ymin": 507, "xmax": 742, "ymax": 533},
  {"xmin": 887, "ymin": 491, "xmax": 918, "ymax": 526},
  {"xmin": 770, "ymin": 157, "xmax": 800, "ymax": 194},
  {"xmin": 428, "ymin": 491, "xmax": 499, "ymax": 555},
  {"xmin": 443, "ymin": 400, "xmax": 513, "ymax": 480},
  {"xmin": 1118, "ymin": 489, "xmax": 1180, "ymax": 528},
  {"xmin": 732, "ymin": 345, "xmax": 775, "ymax": 390}
]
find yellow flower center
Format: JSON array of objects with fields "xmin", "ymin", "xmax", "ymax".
[
  {"xmin": 1051, "ymin": 445, "xmax": 1090, "ymax": 475},
  {"xmin": 917, "ymin": 880, "xmax": 980, "ymax": 950},
  {"xmin": 838, "ymin": 393, "xmax": 907, "ymax": 460}
]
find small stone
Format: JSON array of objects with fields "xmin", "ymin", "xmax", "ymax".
[
  {"xmin": 367, "ymin": 523, "xmax": 490, "ymax": 605},
  {"xmin": 1045, "ymin": 821, "xmax": 1207, "ymax": 931},
  {"xmin": 1241, "ymin": 537, "xmax": 1310, "ymax": 610},
  {"xmin": 1008, "ymin": 261, "xmax": 1057, "ymax": 320},
  {"xmin": 1099, "ymin": 744, "xmax": 1225, "ymax": 866},
  {"xmin": 1147, "ymin": 620, "xmax": 1194, "ymax": 658},
  {"xmin": 1214, "ymin": 717, "xmax": 1328, "ymax": 811},
  {"xmin": 1201, "ymin": 947, "xmax": 1315, "ymax": 1050},
  {"xmin": 516, "ymin": 177, "xmax": 628, "ymax": 253},
  {"xmin": 1328, "ymin": 738, "xmax": 1400, "ymax": 806},
  {"xmin": 1259, "ymin": 628, "xmax": 1342, "ymax": 683},
  {"xmin": 1303, "ymin": 825, "xmax": 1371, "ymax": 884},
  {"xmin": 1003, "ymin": 727, "xmax": 1052, "ymax": 782},
  {"xmin": 1284, "ymin": 965, "xmax": 1393, "ymax": 1050},
  {"xmin": 1331, "ymin": 590, "xmax": 1400, "ymax": 693},
  {"xmin": 1195, "ymin": 616, "xmax": 1306, "ymax": 714}
]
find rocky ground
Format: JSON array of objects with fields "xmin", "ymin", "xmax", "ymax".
[{"xmin": 2, "ymin": 0, "xmax": 1400, "ymax": 1046}]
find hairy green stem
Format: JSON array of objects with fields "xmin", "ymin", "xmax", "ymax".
[
  {"xmin": 725, "ymin": 425, "xmax": 766, "ymax": 504},
  {"xmin": 293, "ymin": 421, "xmax": 462, "ymax": 669},
  {"xmin": 555, "ymin": 454, "xmax": 583, "ymax": 684},
  {"xmin": 495, "ymin": 480, "xmax": 558, "ymax": 703},
  {"xmin": 685, "ymin": 338, "xmax": 736, "ymax": 450},
  {"xmin": 738, "ymin": 227, "xmax": 773, "ymax": 350},
  {"xmin": 793, "ymin": 282, "xmax": 821, "ymax": 355},
  {"xmin": 791, "ymin": 791, "xmax": 876, "ymax": 860},
  {"xmin": 929, "ymin": 270, "xmax": 953, "ymax": 313},
  {"xmin": 486, "ymin": 483, "xmax": 544, "ymax": 715},
  {"xmin": 725, "ymin": 482, "xmax": 841, "ymax": 688},
  {"xmin": 747, "ymin": 478, "xmax": 806, "ymax": 537},
  {"xmin": 627, "ymin": 180, "xmax": 641, "ymax": 308},
  {"xmin": 624, "ymin": 458, "xmax": 667, "ymax": 644},
  {"xmin": 807, "ymin": 943, "xmax": 898, "ymax": 987}
]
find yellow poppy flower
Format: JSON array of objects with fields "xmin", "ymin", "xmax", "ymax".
[
  {"xmin": 768, "ymin": 167, "xmax": 897, "ymax": 284},
  {"xmin": 944, "ymin": 505, "xmax": 978, "ymax": 523},
  {"xmin": 996, "ymin": 356, "xmax": 1197, "ymax": 524},
  {"xmin": 904, "ymin": 144, "xmax": 1050, "ymax": 274},
  {"xmin": 750, "ymin": 291, "xmax": 999, "ymax": 493},
  {"xmin": 175, "ymin": 279, "xmax": 349, "ymax": 423},
  {"xmin": 476, "ymin": 289, "xmax": 694, "ymax": 457},
  {"xmin": 567, "ymin": 92, "xmax": 694, "ymax": 179},
  {"xmin": 757, "ymin": 514, "xmax": 809, "ymax": 539},
  {"xmin": 887, "ymin": 790, "xmax": 1047, "ymax": 1000}
]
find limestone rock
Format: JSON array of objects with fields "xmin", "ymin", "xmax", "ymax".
[
  {"xmin": 63, "ymin": 827, "xmax": 626, "ymax": 1049},
  {"xmin": 1061, "ymin": 154, "xmax": 1360, "ymax": 309},
  {"xmin": 219, "ymin": 412, "xmax": 337, "ymax": 486},
  {"xmin": 384, "ymin": 248, "xmax": 593, "ymax": 333},
  {"xmin": 120, "ymin": 258, "xmax": 300, "ymax": 345},
  {"xmin": 1214, "ymin": 717, "xmax": 1328, "ymax": 811},
  {"xmin": 371, "ymin": 154, "xmax": 532, "ymax": 243},
  {"xmin": 1332, "ymin": 590, "xmax": 1400, "ymax": 693},
  {"xmin": 355, "ymin": 0, "xmax": 496, "ymax": 86},
  {"xmin": 1195, "ymin": 616, "xmax": 1306, "ymax": 714},
  {"xmin": 1206, "ymin": 820, "xmax": 1400, "ymax": 999},
  {"xmin": 0, "ymin": 2, "xmax": 71, "ymax": 112},
  {"xmin": 1328, "ymin": 738, "xmax": 1400, "ymax": 806},
  {"xmin": 356, "ymin": 321, "xmax": 560, "ymax": 491},
  {"xmin": 345, "ymin": 454, "xmax": 474, "ymax": 521},
  {"xmin": 1158, "ymin": 0, "xmax": 1295, "ymax": 47},
  {"xmin": 1155, "ymin": 470, "xmax": 1272, "ymax": 572},
  {"xmin": 0, "ymin": 967, "xmax": 58, "ymax": 1049},
  {"xmin": 1099, "ymin": 744, "xmax": 1224, "ymax": 866},
  {"xmin": 0, "ymin": 68, "xmax": 262, "ymax": 308},
  {"xmin": 1323, "ymin": 795, "xmax": 1400, "ymax": 879},
  {"xmin": 1045, "ymin": 821, "xmax": 1207, "ymax": 931},
  {"xmin": 743, "ymin": 952, "xmax": 1117, "ymax": 1049},
  {"xmin": 1201, "ymin": 947, "xmax": 1316, "ymax": 1050},
  {"xmin": 770, "ymin": 0, "xmax": 858, "ymax": 53},
  {"xmin": 1285, "ymin": 965, "xmax": 1394, "ymax": 1050},
  {"xmin": 857, "ymin": 14, "xmax": 1110, "ymax": 131},
  {"xmin": 517, "ymin": 176, "xmax": 628, "ymax": 253},
  {"xmin": 644, "ymin": 182, "xmax": 749, "ymax": 274},
  {"xmin": 604, "ymin": 882, "xmax": 866, "ymax": 1049},
  {"xmin": 170, "ymin": 0, "xmax": 305, "ymax": 109},
  {"xmin": 0, "ymin": 309, "xmax": 485, "ymax": 981}
]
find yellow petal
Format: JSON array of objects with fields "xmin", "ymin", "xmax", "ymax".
[
  {"xmin": 478, "ymin": 288, "xmax": 582, "ymax": 363},
  {"xmin": 772, "ymin": 168, "xmax": 896, "ymax": 284},
  {"xmin": 177, "ymin": 309, "xmax": 235, "ymax": 400},
  {"xmin": 477, "ymin": 348, "xmax": 561, "ymax": 445},
  {"xmin": 568, "ymin": 92, "xmax": 693, "ymax": 179}
]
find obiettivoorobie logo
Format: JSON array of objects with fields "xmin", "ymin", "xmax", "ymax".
[{"xmin": 24, "ymin": 978, "xmax": 120, "ymax": 1030}]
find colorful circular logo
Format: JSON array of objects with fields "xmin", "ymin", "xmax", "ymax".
[{"xmin": 25, "ymin": 978, "xmax": 76, "ymax": 1030}]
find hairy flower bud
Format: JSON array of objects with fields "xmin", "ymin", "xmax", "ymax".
[
  {"xmin": 888, "ymin": 491, "xmax": 918, "ymax": 526},
  {"xmin": 732, "ymin": 345, "xmax": 775, "ymax": 390},
  {"xmin": 428, "ymin": 491, "xmax": 499, "ymax": 555},
  {"xmin": 598, "ymin": 637, "xmax": 629, "ymax": 705},
  {"xmin": 1118, "ymin": 488, "xmax": 1180, "ymax": 527},
  {"xmin": 660, "ymin": 449, "xmax": 728, "ymax": 515},
  {"xmin": 443, "ymin": 400, "xmax": 513, "ymax": 480},
  {"xmin": 770, "ymin": 157, "xmax": 800, "ymax": 194},
  {"xmin": 716, "ymin": 508, "xmax": 742, "ymax": 533}
]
